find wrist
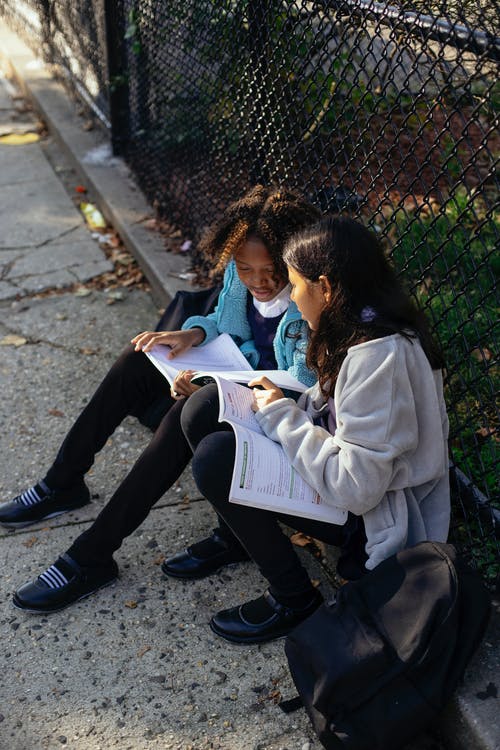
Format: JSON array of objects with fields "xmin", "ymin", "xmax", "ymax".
[{"xmin": 190, "ymin": 327, "xmax": 205, "ymax": 346}]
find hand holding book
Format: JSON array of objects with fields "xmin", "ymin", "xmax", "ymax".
[
  {"xmin": 171, "ymin": 369, "xmax": 198, "ymax": 399},
  {"xmin": 131, "ymin": 327, "xmax": 204, "ymax": 356},
  {"xmin": 213, "ymin": 376, "xmax": 347, "ymax": 525},
  {"xmin": 248, "ymin": 375, "xmax": 285, "ymax": 409},
  {"xmin": 145, "ymin": 333, "xmax": 308, "ymax": 394}
]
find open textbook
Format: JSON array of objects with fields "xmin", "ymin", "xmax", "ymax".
[
  {"xmin": 145, "ymin": 333, "xmax": 308, "ymax": 393},
  {"xmin": 214, "ymin": 376, "xmax": 348, "ymax": 524}
]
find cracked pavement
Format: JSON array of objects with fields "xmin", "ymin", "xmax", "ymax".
[
  {"xmin": 0, "ymin": 76, "xmax": 112, "ymax": 300},
  {"xmin": 0, "ymin": 68, "xmax": 327, "ymax": 750}
]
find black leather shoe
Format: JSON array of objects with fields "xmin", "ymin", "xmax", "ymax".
[
  {"xmin": 210, "ymin": 589, "xmax": 323, "ymax": 644},
  {"xmin": 162, "ymin": 531, "xmax": 250, "ymax": 580},
  {"xmin": 13, "ymin": 554, "xmax": 118, "ymax": 613},
  {"xmin": 0, "ymin": 483, "xmax": 90, "ymax": 529}
]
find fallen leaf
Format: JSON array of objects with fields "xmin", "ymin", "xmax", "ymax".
[
  {"xmin": 48, "ymin": 408, "xmax": 65, "ymax": 417},
  {"xmin": 79, "ymin": 347, "xmax": 99, "ymax": 355},
  {"xmin": 22, "ymin": 536, "xmax": 37, "ymax": 548},
  {"xmin": 74, "ymin": 287, "xmax": 92, "ymax": 297},
  {"xmin": 137, "ymin": 645, "xmax": 151, "ymax": 657},
  {"xmin": 114, "ymin": 252, "xmax": 132, "ymax": 266},
  {"xmin": 0, "ymin": 132, "xmax": 40, "ymax": 145},
  {"xmin": 125, "ymin": 600, "xmax": 138, "ymax": 609},
  {"xmin": 152, "ymin": 553, "xmax": 165, "ymax": 566},
  {"xmin": 123, "ymin": 275, "xmax": 142, "ymax": 286},
  {"xmin": 0, "ymin": 334, "xmax": 27, "ymax": 347},
  {"xmin": 290, "ymin": 531, "xmax": 314, "ymax": 547},
  {"xmin": 75, "ymin": 185, "xmax": 87, "ymax": 193}
]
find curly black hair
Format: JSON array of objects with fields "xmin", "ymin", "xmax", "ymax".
[
  {"xmin": 199, "ymin": 185, "xmax": 321, "ymax": 280},
  {"xmin": 284, "ymin": 215, "xmax": 445, "ymax": 396}
]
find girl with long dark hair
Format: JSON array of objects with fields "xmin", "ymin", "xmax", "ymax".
[{"xmin": 178, "ymin": 215, "xmax": 450, "ymax": 643}]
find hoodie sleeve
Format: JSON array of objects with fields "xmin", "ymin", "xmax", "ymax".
[{"xmin": 255, "ymin": 338, "xmax": 419, "ymax": 516}]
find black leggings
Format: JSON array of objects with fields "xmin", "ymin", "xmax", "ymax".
[
  {"xmin": 181, "ymin": 385, "xmax": 367, "ymax": 599},
  {"xmin": 43, "ymin": 346, "xmax": 225, "ymax": 566}
]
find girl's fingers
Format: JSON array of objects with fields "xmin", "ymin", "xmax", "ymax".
[
  {"xmin": 167, "ymin": 340, "xmax": 186, "ymax": 359},
  {"xmin": 132, "ymin": 333, "xmax": 153, "ymax": 351},
  {"xmin": 248, "ymin": 375, "xmax": 276, "ymax": 390},
  {"xmin": 172, "ymin": 370, "xmax": 195, "ymax": 393}
]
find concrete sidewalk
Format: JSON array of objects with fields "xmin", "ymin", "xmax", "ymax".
[
  {"xmin": 0, "ymin": 54, "xmax": 329, "ymax": 750},
  {"xmin": 0, "ymin": 21, "xmax": 498, "ymax": 750}
]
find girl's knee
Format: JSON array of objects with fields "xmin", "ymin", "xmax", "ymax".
[
  {"xmin": 180, "ymin": 383, "xmax": 220, "ymax": 446},
  {"xmin": 191, "ymin": 432, "xmax": 235, "ymax": 505}
]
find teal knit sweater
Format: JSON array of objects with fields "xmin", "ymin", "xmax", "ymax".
[{"xmin": 182, "ymin": 260, "xmax": 315, "ymax": 387}]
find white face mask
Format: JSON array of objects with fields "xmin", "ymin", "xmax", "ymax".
[{"xmin": 252, "ymin": 283, "xmax": 291, "ymax": 318}]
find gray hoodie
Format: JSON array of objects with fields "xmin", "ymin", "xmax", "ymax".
[{"xmin": 255, "ymin": 333, "xmax": 450, "ymax": 571}]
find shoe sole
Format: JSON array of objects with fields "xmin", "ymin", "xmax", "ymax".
[
  {"xmin": 0, "ymin": 502, "xmax": 91, "ymax": 529},
  {"xmin": 209, "ymin": 618, "xmax": 290, "ymax": 645},
  {"xmin": 11, "ymin": 575, "xmax": 118, "ymax": 614}
]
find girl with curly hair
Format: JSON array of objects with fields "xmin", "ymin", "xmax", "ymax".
[
  {"xmin": 179, "ymin": 215, "xmax": 450, "ymax": 643},
  {"xmin": 8, "ymin": 185, "xmax": 320, "ymax": 613}
]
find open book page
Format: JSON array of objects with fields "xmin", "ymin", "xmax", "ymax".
[
  {"xmin": 144, "ymin": 333, "xmax": 251, "ymax": 387},
  {"xmin": 214, "ymin": 377, "xmax": 262, "ymax": 432},
  {"xmin": 230, "ymin": 424, "xmax": 347, "ymax": 524},
  {"xmin": 193, "ymin": 368, "xmax": 307, "ymax": 393},
  {"xmin": 212, "ymin": 376, "xmax": 347, "ymax": 525}
]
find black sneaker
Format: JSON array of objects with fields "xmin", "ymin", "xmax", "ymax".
[
  {"xmin": 162, "ymin": 530, "xmax": 250, "ymax": 580},
  {"xmin": 13, "ymin": 554, "xmax": 119, "ymax": 613},
  {"xmin": 0, "ymin": 482, "xmax": 90, "ymax": 529}
]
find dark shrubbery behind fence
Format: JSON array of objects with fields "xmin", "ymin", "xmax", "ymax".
[{"xmin": 2, "ymin": 0, "xmax": 498, "ymax": 585}]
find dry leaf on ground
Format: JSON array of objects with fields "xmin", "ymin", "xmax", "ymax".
[
  {"xmin": 22, "ymin": 536, "xmax": 38, "ymax": 548},
  {"xmin": 0, "ymin": 335, "xmax": 27, "ymax": 347},
  {"xmin": 290, "ymin": 531, "xmax": 314, "ymax": 547}
]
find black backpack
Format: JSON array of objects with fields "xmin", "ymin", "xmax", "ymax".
[{"xmin": 284, "ymin": 541, "xmax": 491, "ymax": 750}]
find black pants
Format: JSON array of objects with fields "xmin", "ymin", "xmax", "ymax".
[
  {"xmin": 42, "ymin": 345, "xmax": 198, "ymax": 565},
  {"xmin": 181, "ymin": 385, "xmax": 368, "ymax": 599}
]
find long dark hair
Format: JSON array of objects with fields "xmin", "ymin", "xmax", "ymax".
[{"xmin": 284, "ymin": 216, "xmax": 445, "ymax": 396}]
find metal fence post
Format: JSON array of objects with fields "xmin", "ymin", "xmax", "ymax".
[
  {"xmin": 38, "ymin": 0, "xmax": 52, "ymax": 60},
  {"xmin": 248, "ymin": 0, "xmax": 271, "ymax": 184},
  {"xmin": 103, "ymin": 0, "xmax": 129, "ymax": 155}
]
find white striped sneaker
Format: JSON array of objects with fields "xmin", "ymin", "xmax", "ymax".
[
  {"xmin": 13, "ymin": 554, "xmax": 119, "ymax": 613},
  {"xmin": 0, "ymin": 482, "xmax": 90, "ymax": 528}
]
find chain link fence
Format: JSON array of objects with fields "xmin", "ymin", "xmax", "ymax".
[{"xmin": 1, "ymin": 0, "xmax": 498, "ymax": 585}]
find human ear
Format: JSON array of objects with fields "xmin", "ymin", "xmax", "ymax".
[{"xmin": 318, "ymin": 275, "xmax": 333, "ymax": 304}]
